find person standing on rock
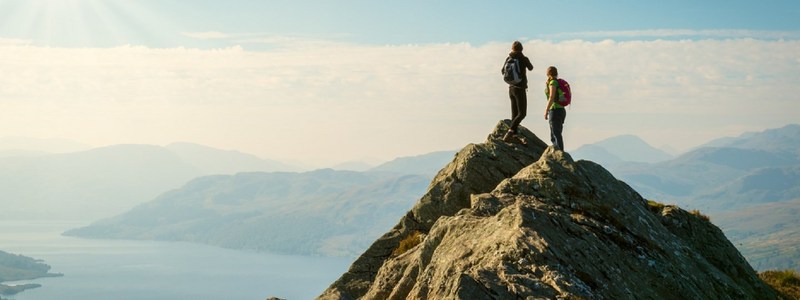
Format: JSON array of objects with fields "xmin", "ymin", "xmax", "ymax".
[
  {"xmin": 501, "ymin": 41, "xmax": 534, "ymax": 142},
  {"xmin": 544, "ymin": 66, "xmax": 567, "ymax": 151}
]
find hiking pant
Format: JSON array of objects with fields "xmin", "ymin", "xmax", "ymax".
[
  {"xmin": 509, "ymin": 86, "xmax": 527, "ymax": 133},
  {"xmin": 548, "ymin": 108, "xmax": 566, "ymax": 150}
]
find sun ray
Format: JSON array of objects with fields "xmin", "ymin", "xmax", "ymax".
[{"xmin": 0, "ymin": 0, "xmax": 176, "ymax": 48}]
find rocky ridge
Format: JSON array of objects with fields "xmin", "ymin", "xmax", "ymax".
[{"xmin": 319, "ymin": 120, "xmax": 774, "ymax": 299}]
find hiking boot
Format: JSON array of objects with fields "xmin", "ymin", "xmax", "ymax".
[{"xmin": 502, "ymin": 131, "xmax": 516, "ymax": 142}]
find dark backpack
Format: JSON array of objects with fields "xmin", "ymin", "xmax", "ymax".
[{"xmin": 502, "ymin": 57, "xmax": 523, "ymax": 85}]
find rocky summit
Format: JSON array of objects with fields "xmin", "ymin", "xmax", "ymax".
[{"xmin": 319, "ymin": 120, "xmax": 775, "ymax": 300}]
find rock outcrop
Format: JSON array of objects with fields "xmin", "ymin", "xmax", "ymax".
[{"xmin": 319, "ymin": 120, "xmax": 775, "ymax": 299}]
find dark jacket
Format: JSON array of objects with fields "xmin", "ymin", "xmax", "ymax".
[{"xmin": 503, "ymin": 51, "xmax": 534, "ymax": 88}]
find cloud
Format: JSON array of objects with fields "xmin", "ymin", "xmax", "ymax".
[
  {"xmin": 0, "ymin": 37, "xmax": 32, "ymax": 45},
  {"xmin": 234, "ymin": 35, "xmax": 352, "ymax": 49},
  {"xmin": 181, "ymin": 31, "xmax": 233, "ymax": 40},
  {"xmin": 551, "ymin": 29, "xmax": 800, "ymax": 40},
  {"xmin": 180, "ymin": 31, "xmax": 352, "ymax": 49},
  {"xmin": 0, "ymin": 36, "xmax": 798, "ymax": 166}
]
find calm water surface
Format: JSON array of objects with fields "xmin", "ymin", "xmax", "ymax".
[{"xmin": 0, "ymin": 221, "xmax": 352, "ymax": 300}]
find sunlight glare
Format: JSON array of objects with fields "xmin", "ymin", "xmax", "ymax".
[{"xmin": 1, "ymin": 0, "xmax": 169, "ymax": 47}]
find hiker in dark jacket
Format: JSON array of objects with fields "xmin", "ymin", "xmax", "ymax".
[{"xmin": 501, "ymin": 41, "xmax": 534, "ymax": 142}]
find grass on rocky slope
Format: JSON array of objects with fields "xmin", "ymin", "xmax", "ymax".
[
  {"xmin": 760, "ymin": 269, "xmax": 800, "ymax": 299},
  {"xmin": 392, "ymin": 231, "xmax": 423, "ymax": 257}
]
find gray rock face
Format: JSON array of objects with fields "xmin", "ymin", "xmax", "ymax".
[{"xmin": 319, "ymin": 121, "xmax": 774, "ymax": 300}]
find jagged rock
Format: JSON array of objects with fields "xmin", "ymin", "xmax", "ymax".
[
  {"xmin": 319, "ymin": 121, "xmax": 774, "ymax": 299},
  {"xmin": 319, "ymin": 120, "xmax": 547, "ymax": 299}
]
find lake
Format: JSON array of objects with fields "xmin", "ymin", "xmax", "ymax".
[{"xmin": 0, "ymin": 221, "xmax": 352, "ymax": 300}]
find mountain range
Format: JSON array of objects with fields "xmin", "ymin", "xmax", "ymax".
[
  {"xmin": 62, "ymin": 149, "xmax": 456, "ymax": 256},
  {"xmin": 58, "ymin": 123, "xmax": 800, "ymax": 272},
  {"xmin": 65, "ymin": 170, "xmax": 431, "ymax": 257},
  {"xmin": 368, "ymin": 150, "xmax": 457, "ymax": 177},
  {"xmin": 571, "ymin": 124, "xmax": 800, "ymax": 271},
  {"xmin": 0, "ymin": 142, "xmax": 301, "ymax": 221},
  {"xmin": 613, "ymin": 125, "xmax": 800, "ymax": 211},
  {"xmin": 571, "ymin": 134, "xmax": 673, "ymax": 166},
  {"xmin": 4, "ymin": 124, "xmax": 798, "ymax": 273}
]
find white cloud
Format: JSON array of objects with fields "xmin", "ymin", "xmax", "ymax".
[
  {"xmin": 0, "ymin": 37, "xmax": 798, "ymax": 166},
  {"xmin": 0, "ymin": 37, "xmax": 32, "ymax": 45},
  {"xmin": 181, "ymin": 31, "xmax": 352, "ymax": 49},
  {"xmin": 181, "ymin": 31, "xmax": 232, "ymax": 39},
  {"xmin": 234, "ymin": 35, "xmax": 352, "ymax": 49},
  {"xmin": 551, "ymin": 29, "xmax": 800, "ymax": 40}
]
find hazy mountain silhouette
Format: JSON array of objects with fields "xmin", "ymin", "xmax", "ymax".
[
  {"xmin": 715, "ymin": 198, "xmax": 800, "ymax": 271},
  {"xmin": 66, "ymin": 169, "xmax": 430, "ymax": 257},
  {"xmin": 700, "ymin": 124, "xmax": 800, "ymax": 155},
  {"xmin": 368, "ymin": 150, "xmax": 457, "ymax": 177},
  {"xmin": 608, "ymin": 124, "xmax": 800, "ymax": 271},
  {"xmin": 0, "ymin": 144, "xmax": 201, "ymax": 221},
  {"xmin": 331, "ymin": 160, "xmax": 375, "ymax": 172},
  {"xmin": 166, "ymin": 142, "xmax": 302, "ymax": 174},
  {"xmin": 0, "ymin": 142, "xmax": 302, "ymax": 221},
  {"xmin": 571, "ymin": 134, "xmax": 673, "ymax": 166},
  {"xmin": 617, "ymin": 125, "xmax": 800, "ymax": 204}
]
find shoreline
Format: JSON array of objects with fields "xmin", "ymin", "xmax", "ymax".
[
  {"xmin": 0, "ymin": 248, "xmax": 64, "ymax": 298},
  {"xmin": 0, "ymin": 273, "xmax": 63, "ymax": 296},
  {"xmin": 1, "ymin": 283, "xmax": 42, "ymax": 296}
]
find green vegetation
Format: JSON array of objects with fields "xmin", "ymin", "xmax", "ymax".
[
  {"xmin": 689, "ymin": 209, "xmax": 710, "ymax": 222},
  {"xmin": 645, "ymin": 199, "xmax": 710, "ymax": 222},
  {"xmin": 760, "ymin": 269, "xmax": 800, "ymax": 299},
  {"xmin": 645, "ymin": 199, "xmax": 666, "ymax": 214},
  {"xmin": 0, "ymin": 250, "xmax": 54, "ymax": 281},
  {"xmin": 392, "ymin": 231, "xmax": 423, "ymax": 257}
]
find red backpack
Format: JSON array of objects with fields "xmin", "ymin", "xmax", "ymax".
[{"xmin": 556, "ymin": 78, "xmax": 572, "ymax": 106}]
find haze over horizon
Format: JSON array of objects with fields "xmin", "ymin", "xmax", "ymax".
[{"xmin": 1, "ymin": 0, "xmax": 798, "ymax": 167}]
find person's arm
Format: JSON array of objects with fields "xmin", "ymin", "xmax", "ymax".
[
  {"xmin": 524, "ymin": 57, "xmax": 533, "ymax": 70},
  {"xmin": 544, "ymin": 83, "xmax": 557, "ymax": 119}
]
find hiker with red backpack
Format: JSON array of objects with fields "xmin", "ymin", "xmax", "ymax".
[
  {"xmin": 544, "ymin": 66, "xmax": 570, "ymax": 151},
  {"xmin": 501, "ymin": 41, "xmax": 534, "ymax": 143}
]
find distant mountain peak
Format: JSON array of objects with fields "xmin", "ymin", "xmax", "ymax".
[
  {"xmin": 319, "ymin": 120, "xmax": 772, "ymax": 299},
  {"xmin": 698, "ymin": 123, "xmax": 800, "ymax": 154},
  {"xmin": 368, "ymin": 150, "xmax": 457, "ymax": 177},
  {"xmin": 165, "ymin": 142, "xmax": 302, "ymax": 173},
  {"xmin": 572, "ymin": 134, "xmax": 673, "ymax": 165}
]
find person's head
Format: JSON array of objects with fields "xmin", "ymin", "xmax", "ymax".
[
  {"xmin": 547, "ymin": 66, "xmax": 558, "ymax": 80},
  {"xmin": 511, "ymin": 41, "xmax": 523, "ymax": 52}
]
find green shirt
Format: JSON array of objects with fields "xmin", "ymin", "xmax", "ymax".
[{"xmin": 545, "ymin": 79, "xmax": 565, "ymax": 110}]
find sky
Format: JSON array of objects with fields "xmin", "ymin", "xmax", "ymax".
[{"xmin": 1, "ymin": 0, "xmax": 799, "ymax": 167}]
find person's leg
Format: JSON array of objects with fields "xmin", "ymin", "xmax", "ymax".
[
  {"xmin": 508, "ymin": 87, "xmax": 519, "ymax": 132},
  {"xmin": 558, "ymin": 109, "xmax": 566, "ymax": 150},
  {"xmin": 509, "ymin": 88, "xmax": 527, "ymax": 133},
  {"xmin": 548, "ymin": 110, "xmax": 557, "ymax": 147},
  {"xmin": 550, "ymin": 108, "xmax": 566, "ymax": 150}
]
